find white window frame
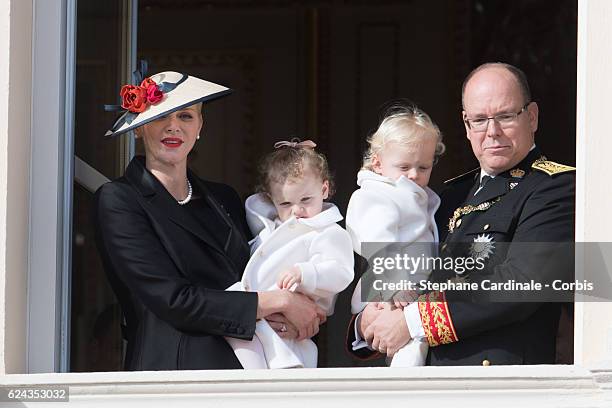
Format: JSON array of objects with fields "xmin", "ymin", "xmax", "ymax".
[
  {"xmin": 27, "ymin": 0, "xmax": 136, "ymax": 374},
  {"xmin": 27, "ymin": 0, "xmax": 74, "ymax": 373}
]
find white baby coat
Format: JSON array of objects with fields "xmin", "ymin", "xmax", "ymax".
[
  {"xmin": 346, "ymin": 170, "xmax": 440, "ymax": 367},
  {"xmin": 228, "ymin": 193, "xmax": 354, "ymax": 368},
  {"xmin": 346, "ymin": 170, "xmax": 440, "ymax": 257},
  {"xmin": 243, "ymin": 193, "xmax": 354, "ymax": 314}
]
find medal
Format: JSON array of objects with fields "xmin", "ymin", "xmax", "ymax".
[
  {"xmin": 448, "ymin": 197, "xmax": 501, "ymax": 233},
  {"xmin": 470, "ymin": 234, "xmax": 495, "ymax": 260},
  {"xmin": 510, "ymin": 168, "xmax": 525, "ymax": 178}
]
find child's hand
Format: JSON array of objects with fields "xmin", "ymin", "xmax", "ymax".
[
  {"xmin": 391, "ymin": 290, "xmax": 418, "ymax": 310},
  {"xmin": 277, "ymin": 266, "xmax": 302, "ymax": 290}
]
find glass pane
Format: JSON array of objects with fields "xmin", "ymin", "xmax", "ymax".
[
  {"xmin": 71, "ymin": 184, "xmax": 123, "ymax": 371},
  {"xmin": 70, "ymin": 0, "xmax": 575, "ymax": 371},
  {"xmin": 71, "ymin": 0, "xmax": 130, "ymax": 372}
]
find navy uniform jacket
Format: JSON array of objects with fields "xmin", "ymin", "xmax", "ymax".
[
  {"xmin": 94, "ymin": 156, "xmax": 258, "ymax": 370},
  {"xmin": 347, "ymin": 147, "xmax": 575, "ymax": 365}
]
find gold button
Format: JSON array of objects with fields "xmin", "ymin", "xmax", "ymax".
[
  {"xmin": 456, "ymin": 219, "xmax": 462, "ymax": 228},
  {"xmin": 482, "ymin": 359, "xmax": 491, "ymax": 366},
  {"xmin": 483, "ymin": 224, "xmax": 490, "ymax": 230},
  {"xmin": 441, "ymin": 243, "xmax": 448, "ymax": 251}
]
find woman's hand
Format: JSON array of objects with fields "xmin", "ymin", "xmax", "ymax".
[
  {"xmin": 256, "ymin": 290, "xmax": 326, "ymax": 341},
  {"xmin": 265, "ymin": 313, "xmax": 298, "ymax": 339},
  {"xmin": 282, "ymin": 291, "xmax": 326, "ymax": 341}
]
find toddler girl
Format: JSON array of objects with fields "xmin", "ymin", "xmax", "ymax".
[
  {"xmin": 346, "ymin": 104, "xmax": 445, "ymax": 366},
  {"xmin": 227, "ymin": 139, "xmax": 354, "ymax": 368}
]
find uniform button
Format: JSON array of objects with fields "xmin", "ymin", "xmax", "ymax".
[
  {"xmin": 258, "ymin": 250, "xmax": 264, "ymax": 257},
  {"xmin": 244, "ymin": 284, "xmax": 250, "ymax": 291},
  {"xmin": 483, "ymin": 224, "xmax": 490, "ymax": 230},
  {"xmin": 441, "ymin": 243, "xmax": 447, "ymax": 251},
  {"xmin": 456, "ymin": 219, "xmax": 462, "ymax": 228},
  {"xmin": 237, "ymin": 327, "xmax": 245, "ymax": 335},
  {"xmin": 482, "ymin": 359, "xmax": 491, "ymax": 366}
]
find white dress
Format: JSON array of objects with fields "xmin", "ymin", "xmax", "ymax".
[
  {"xmin": 226, "ymin": 193, "xmax": 354, "ymax": 368},
  {"xmin": 346, "ymin": 170, "xmax": 440, "ymax": 367}
]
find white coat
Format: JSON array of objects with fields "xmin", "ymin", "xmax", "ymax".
[
  {"xmin": 227, "ymin": 193, "xmax": 354, "ymax": 368},
  {"xmin": 345, "ymin": 170, "xmax": 440, "ymax": 367},
  {"xmin": 346, "ymin": 170, "xmax": 440, "ymax": 256}
]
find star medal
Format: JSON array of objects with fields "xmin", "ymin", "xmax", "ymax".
[
  {"xmin": 509, "ymin": 182, "xmax": 519, "ymax": 190},
  {"xmin": 470, "ymin": 234, "xmax": 495, "ymax": 260}
]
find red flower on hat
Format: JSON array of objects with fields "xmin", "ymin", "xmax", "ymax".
[
  {"xmin": 142, "ymin": 79, "xmax": 163, "ymax": 104},
  {"xmin": 119, "ymin": 77, "xmax": 164, "ymax": 113},
  {"xmin": 120, "ymin": 84, "xmax": 148, "ymax": 113},
  {"xmin": 140, "ymin": 77, "xmax": 156, "ymax": 90}
]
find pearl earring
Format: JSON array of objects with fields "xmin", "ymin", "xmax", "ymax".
[{"xmin": 197, "ymin": 135, "xmax": 200, "ymax": 140}]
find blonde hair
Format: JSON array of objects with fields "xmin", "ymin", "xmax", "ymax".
[
  {"xmin": 362, "ymin": 104, "xmax": 445, "ymax": 170},
  {"xmin": 257, "ymin": 140, "xmax": 335, "ymax": 198}
]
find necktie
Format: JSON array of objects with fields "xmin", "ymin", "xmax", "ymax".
[
  {"xmin": 474, "ymin": 175, "xmax": 491, "ymax": 195},
  {"xmin": 480, "ymin": 175, "xmax": 492, "ymax": 189}
]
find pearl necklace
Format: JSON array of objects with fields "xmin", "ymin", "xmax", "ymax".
[{"xmin": 177, "ymin": 179, "xmax": 193, "ymax": 205}]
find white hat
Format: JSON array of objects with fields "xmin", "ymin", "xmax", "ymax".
[{"xmin": 105, "ymin": 71, "xmax": 231, "ymax": 137}]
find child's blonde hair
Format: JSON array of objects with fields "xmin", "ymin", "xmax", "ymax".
[
  {"xmin": 257, "ymin": 139, "xmax": 335, "ymax": 198},
  {"xmin": 362, "ymin": 103, "xmax": 445, "ymax": 171}
]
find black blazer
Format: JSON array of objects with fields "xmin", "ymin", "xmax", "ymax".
[
  {"xmin": 94, "ymin": 156, "xmax": 258, "ymax": 370},
  {"xmin": 426, "ymin": 147, "xmax": 575, "ymax": 365}
]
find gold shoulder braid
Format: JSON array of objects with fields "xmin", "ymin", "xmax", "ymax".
[
  {"xmin": 448, "ymin": 197, "xmax": 501, "ymax": 233},
  {"xmin": 531, "ymin": 156, "xmax": 575, "ymax": 176}
]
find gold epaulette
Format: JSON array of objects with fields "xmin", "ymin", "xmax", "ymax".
[
  {"xmin": 444, "ymin": 167, "xmax": 479, "ymax": 185},
  {"xmin": 531, "ymin": 159, "xmax": 576, "ymax": 176}
]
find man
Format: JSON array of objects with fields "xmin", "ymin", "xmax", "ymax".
[{"xmin": 347, "ymin": 62, "xmax": 575, "ymax": 365}]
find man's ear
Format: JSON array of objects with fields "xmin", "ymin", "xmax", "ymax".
[
  {"xmin": 462, "ymin": 111, "xmax": 471, "ymax": 140},
  {"xmin": 527, "ymin": 102, "xmax": 539, "ymax": 133},
  {"xmin": 322, "ymin": 180, "xmax": 330, "ymax": 200}
]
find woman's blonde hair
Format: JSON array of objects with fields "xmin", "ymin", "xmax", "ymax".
[
  {"xmin": 362, "ymin": 103, "xmax": 445, "ymax": 170},
  {"xmin": 257, "ymin": 139, "xmax": 335, "ymax": 198}
]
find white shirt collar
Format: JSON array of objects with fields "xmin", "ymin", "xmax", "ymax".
[{"xmin": 479, "ymin": 143, "xmax": 536, "ymax": 183}]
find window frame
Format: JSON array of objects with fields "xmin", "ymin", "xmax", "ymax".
[{"xmin": 23, "ymin": 0, "xmax": 606, "ymax": 374}]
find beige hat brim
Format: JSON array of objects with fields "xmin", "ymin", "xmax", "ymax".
[{"xmin": 105, "ymin": 71, "xmax": 231, "ymax": 137}]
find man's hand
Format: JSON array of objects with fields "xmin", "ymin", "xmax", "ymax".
[
  {"xmin": 363, "ymin": 307, "xmax": 411, "ymax": 357},
  {"xmin": 357, "ymin": 302, "xmax": 384, "ymax": 338},
  {"xmin": 277, "ymin": 266, "xmax": 302, "ymax": 290},
  {"xmin": 392, "ymin": 290, "xmax": 418, "ymax": 309}
]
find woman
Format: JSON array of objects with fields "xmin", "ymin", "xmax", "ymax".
[{"xmin": 95, "ymin": 70, "xmax": 324, "ymax": 370}]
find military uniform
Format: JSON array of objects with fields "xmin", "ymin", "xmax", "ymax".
[{"xmin": 347, "ymin": 147, "xmax": 575, "ymax": 365}]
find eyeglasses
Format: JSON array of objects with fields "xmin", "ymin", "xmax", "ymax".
[{"xmin": 464, "ymin": 102, "xmax": 530, "ymax": 132}]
